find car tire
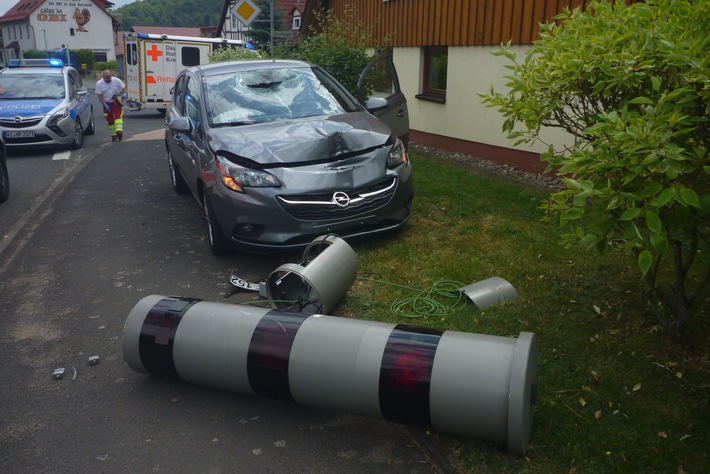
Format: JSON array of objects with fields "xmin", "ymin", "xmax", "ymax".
[
  {"xmin": 70, "ymin": 118, "xmax": 84, "ymax": 150},
  {"xmin": 168, "ymin": 151, "xmax": 189, "ymax": 194},
  {"xmin": 0, "ymin": 156, "xmax": 9, "ymax": 203},
  {"xmin": 85, "ymin": 107, "xmax": 95, "ymax": 135},
  {"xmin": 202, "ymin": 192, "xmax": 233, "ymax": 256}
]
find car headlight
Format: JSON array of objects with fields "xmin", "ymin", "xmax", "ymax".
[
  {"xmin": 386, "ymin": 137, "xmax": 408, "ymax": 169},
  {"xmin": 47, "ymin": 107, "xmax": 69, "ymax": 128},
  {"xmin": 215, "ymin": 155, "xmax": 280, "ymax": 193}
]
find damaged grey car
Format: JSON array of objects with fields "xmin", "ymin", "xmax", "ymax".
[{"xmin": 165, "ymin": 57, "xmax": 413, "ymax": 255}]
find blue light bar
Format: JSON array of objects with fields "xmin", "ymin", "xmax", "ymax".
[{"xmin": 6, "ymin": 58, "xmax": 64, "ymax": 68}]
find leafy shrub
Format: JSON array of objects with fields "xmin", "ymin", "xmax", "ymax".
[
  {"xmin": 208, "ymin": 46, "xmax": 261, "ymax": 63},
  {"xmin": 22, "ymin": 50, "xmax": 48, "ymax": 59},
  {"xmin": 95, "ymin": 60, "xmax": 118, "ymax": 73},
  {"xmin": 482, "ymin": 0, "xmax": 709, "ymax": 343},
  {"xmin": 74, "ymin": 49, "xmax": 95, "ymax": 72},
  {"xmin": 295, "ymin": 7, "xmax": 382, "ymax": 97}
]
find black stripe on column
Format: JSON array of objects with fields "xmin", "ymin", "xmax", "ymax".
[
  {"xmin": 247, "ymin": 310, "xmax": 310, "ymax": 401},
  {"xmin": 379, "ymin": 325, "xmax": 443, "ymax": 426},
  {"xmin": 138, "ymin": 297, "xmax": 201, "ymax": 378}
]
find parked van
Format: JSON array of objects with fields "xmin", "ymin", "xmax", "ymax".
[{"xmin": 123, "ymin": 33, "xmax": 246, "ymax": 114}]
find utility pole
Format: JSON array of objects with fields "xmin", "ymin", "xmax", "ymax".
[{"xmin": 269, "ymin": 0, "xmax": 274, "ymax": 56}]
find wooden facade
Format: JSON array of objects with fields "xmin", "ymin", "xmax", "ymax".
[{"xmin": 310, "ymin": 0, "xmax": 598, "ymax": 47}]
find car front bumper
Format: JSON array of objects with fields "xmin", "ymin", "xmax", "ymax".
[{"xmin": 208, "ymin": 164, "xmax": 415, "ymax": 252}]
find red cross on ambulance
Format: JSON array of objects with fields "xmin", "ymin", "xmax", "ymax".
[{"xmin": 147, "ymin": 44, "xmax": 163, "ymax": 61}]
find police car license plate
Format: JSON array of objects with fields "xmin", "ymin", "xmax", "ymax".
[{"xmin": 5, "ymin": 131, "xmax": 35, "ymax": 138}]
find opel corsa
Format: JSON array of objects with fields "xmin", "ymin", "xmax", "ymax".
[{"xmin": 165, "ymin": 57, "xmax": 413, "ymax": 254}]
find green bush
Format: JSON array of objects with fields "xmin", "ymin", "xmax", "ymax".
[
  {"xmin": 295, "ymin": 7, "xmax": 382, "ymax": 98},
  {"xmin": 74, "ymin": 49, "xmax": 95, "ymax": 72},
  {"xmin": 482, "ymin": 0, "xmax": 709, "ymax": 343},
  {"xmin": 22, "ymin": 50, "xmax": 48, "ymax": 59},
  {"xmin": 94, "ymin": 60, "xmax": 118, "ymax": 73},
  {"xmin": 208, "ymin": 46, "xmax": 261, "ymax": 63}
]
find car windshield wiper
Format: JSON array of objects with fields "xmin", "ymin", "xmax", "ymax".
[
  {"xmin": 213, "ymin": 120, "xmax": 257, "ymax": 127},
  {"xmin": 246, "ymin": 81, "xmax": 282, "ymax": 89}
]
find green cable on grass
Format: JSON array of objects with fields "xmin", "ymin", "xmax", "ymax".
[{"xmin": 358, "ymin": 275, "xmax": 468, "ymax": 318}]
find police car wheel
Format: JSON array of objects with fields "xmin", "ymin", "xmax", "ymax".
[{"xmin": 70, "ymin": 119, "xmax": 84, "ymax": 150}]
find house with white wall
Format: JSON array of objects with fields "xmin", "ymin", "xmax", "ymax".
[
  {"xmin": 295, "ymin": 0, "xmax": 617, "ymax": 174},
  {"xmin": 0, "ymin": 0, "xmax": 120, "ymax": 65}
]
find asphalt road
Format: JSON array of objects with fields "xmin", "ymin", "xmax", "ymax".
[{"xmin": 0, "ymin": 102, "xmax": 456, "ymax": 473}]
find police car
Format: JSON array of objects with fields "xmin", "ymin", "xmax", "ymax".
[{"xmin": 0, "ymin": 58, "xmax": 95, "ymax": 149}]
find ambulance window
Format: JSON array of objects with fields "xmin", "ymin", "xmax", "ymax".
[
  {"xmin": 129, "ymin": 44, "xmax": 137, "ymax": 66},
  {"xmin": 182, "ymin": 47, "xmax": 201, "ymax": 67}
]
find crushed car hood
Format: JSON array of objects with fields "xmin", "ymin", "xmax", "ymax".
[{"xmin": 208, "ymin": 112, "xmax": 393, "ymax": 166}]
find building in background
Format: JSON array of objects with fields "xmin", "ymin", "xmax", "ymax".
[
  {"xmin": 0, "ymin": 0, "xmax": 120, "ymax": 66},
  {"xmin": 298, "ymin": 0, "xmax": 616, "ymax": 174},
  {"xmin": 217, "ymin": 0, "xmax": 306, "ymax": 45}
]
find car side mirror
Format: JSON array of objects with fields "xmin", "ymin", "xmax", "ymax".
[
  {"xmin": 168, "ymin": 116, "xmax": 192, "ymax": 134},
  {"xmin": 365, "ymin": 96, "xmax": 388, "ymax": 112}
]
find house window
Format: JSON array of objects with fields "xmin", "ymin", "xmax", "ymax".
[
  {"xmin": 94, "ymin": 52, "xmax": 108, "ymax": 62},
  {"xmin": 293, "ymin": 11, "xmax": 302, "ymax": 30},
  {"xmin": 416, "ymin": 46, "xmax": 448, "ymax": 103}
]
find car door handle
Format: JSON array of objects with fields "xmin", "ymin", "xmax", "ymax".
[{"xmin": 397, "ymin": 108, "xmax": 406, "ymax": 117}]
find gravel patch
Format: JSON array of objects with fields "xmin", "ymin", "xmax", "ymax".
[{"xmin": 409, "ymin": 141, "xmax": 566, "ymax": 192}]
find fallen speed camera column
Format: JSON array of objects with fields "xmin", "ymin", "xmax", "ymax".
[{"xmin": 122, "ymin": 295, "xmax": 538, "ymax": 454}]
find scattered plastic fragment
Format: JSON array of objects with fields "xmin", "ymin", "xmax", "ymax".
[
  {"xmin": 72, "ymin": 367, "xmax": 77, "ymax": 381},
  {"xmin": 53, "ymin": 368, "xmax": 66, "ymax": 380},
  {"xmin": 89, "ymin": 355, "xmax": 100, "ymax": 365}
]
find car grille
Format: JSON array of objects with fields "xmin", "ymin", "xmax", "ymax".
[
  {"xmin": 0, "ymin": 117, "xmax": 43, "ymax": 128},
  {"xmin": 277, "ymin": 177, "xmax": 398, "ymax": 221}
]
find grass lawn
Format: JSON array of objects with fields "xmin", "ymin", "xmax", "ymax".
[{"xmin": 337, "ymin": 152, "xmax": 709, "ymax": 473}]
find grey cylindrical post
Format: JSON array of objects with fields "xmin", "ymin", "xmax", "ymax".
[{"xmin": 123, "ymin": 295, "xmax": 537, "ymax": 454}]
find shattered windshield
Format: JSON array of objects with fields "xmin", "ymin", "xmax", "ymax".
[
  {"xmin": 0, "ymin": 74, "xmax": 65, "ymax": 100},
  {"xmin": 204, "ymin": 66, "xmax": 360, "ymax": 127}
]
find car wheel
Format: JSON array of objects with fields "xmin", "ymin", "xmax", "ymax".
[
  {"xmin": 85, "ymin": 107, "xmax": 96, "ymax": 135},
  {"xmin": 168, "ymin": 151, "xmax": 189, "ymax": 194},
  {"xmin": 70, "ymin": 118, "xmax": 84, "ymax": 150},
  {"xmin": 202, "ymin": 192, "xmax": 233, "ymax": 256},
  {"xmin": 0, "ymin": 156, "xmax": 9, "ymax": 203}
]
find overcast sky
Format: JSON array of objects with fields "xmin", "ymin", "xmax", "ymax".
[{"xmin": 0, "ymin": 0, "xmax": 138, "ymax": 17}]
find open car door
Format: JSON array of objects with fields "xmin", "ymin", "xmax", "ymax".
[{"xmin": 357, "ymin": 54, "xmax": 409, "ymax": 149}]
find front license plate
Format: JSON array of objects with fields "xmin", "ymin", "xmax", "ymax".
[{"xmin": 4, "ymin": 130, "xmax": 35, "ymax": 138}]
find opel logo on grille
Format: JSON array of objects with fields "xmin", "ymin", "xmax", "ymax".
[
  {"xmin": 332, "ymin": 191, "xmax": 350, "ymax": 207},
  {"xmin": 14, "ymin": 116, "xmax": 23, "ymax": 123}
]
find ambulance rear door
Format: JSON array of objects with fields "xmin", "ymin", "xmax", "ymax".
[
  {"xmin": 124, "ymin": 35, "xmax": 141, "ymax": 102},
  {"xmin": 141, "ymin": 38, "xmax": 177, "ymax": 103}
]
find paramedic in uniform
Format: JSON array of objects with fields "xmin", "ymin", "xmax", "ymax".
[{"xmin": 95, "ymin": 70, "xmax": 127, "ymax": 142}]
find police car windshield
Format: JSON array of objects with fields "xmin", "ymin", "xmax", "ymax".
[{"xmin": 0, "ymin": 74, "xmax": 65, "ymax": 100}]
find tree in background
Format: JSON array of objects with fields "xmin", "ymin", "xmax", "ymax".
[
  {"xmin": 243, "ymin": 0, "xmax": 286, "ymax": 52},
  {"xmin": 113, "ymin": 0, "xmax": 222, "ymax": 31},
  {"xmin": 294, "ymin": 6, "xmax": 383, "ymax": 98},
  {"xmin": 482, "ymin": 0, "xmax": 709, "ymax": 344}
]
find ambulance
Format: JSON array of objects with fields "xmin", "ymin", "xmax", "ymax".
[{"xmin": 123, "ymin": 33, "xmax": 246, "ymax": 114}]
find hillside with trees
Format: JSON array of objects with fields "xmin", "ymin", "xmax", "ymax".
[{"xmin": 111, "ymin": 0, "xmax": 224, "ymax": 30}]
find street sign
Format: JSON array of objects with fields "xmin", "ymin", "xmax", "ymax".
[
  {"xmin": 231, "ymin": 0, "xmax": 262, "ymax": 27},
  {"xmin": 272, "ymin": 31, "xmax": 293, "ymax": 38}
]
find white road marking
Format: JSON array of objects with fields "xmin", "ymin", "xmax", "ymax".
[{"xmin": 53, "ymin": 150, "xmax": 71, "ymax": 160}]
